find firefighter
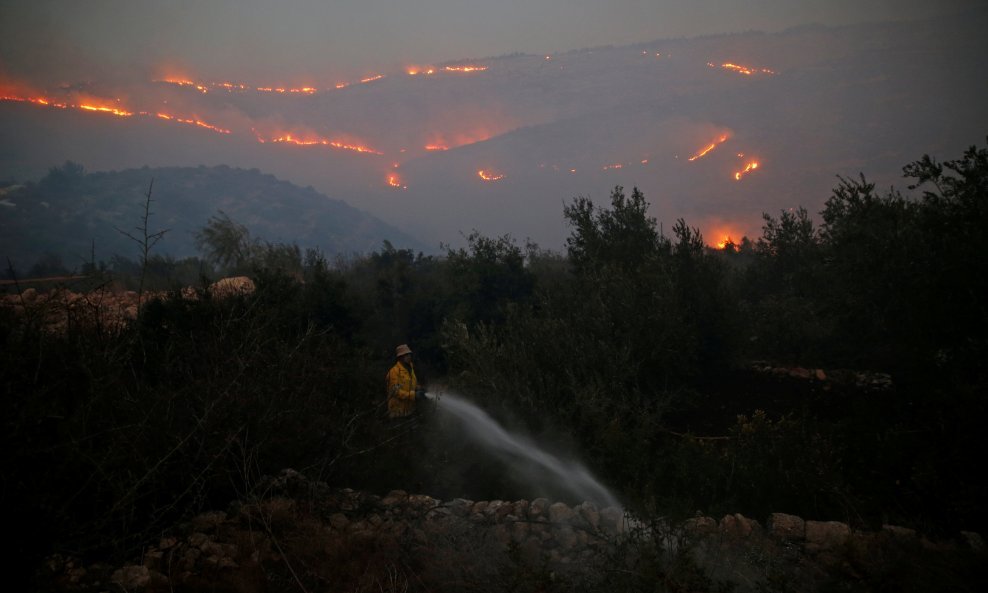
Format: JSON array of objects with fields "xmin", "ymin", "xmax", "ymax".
[{"xmin": 386, "ymin": 344, "xmax": 425, "ymax": 418}]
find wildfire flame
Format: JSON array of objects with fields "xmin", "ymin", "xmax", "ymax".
[
  {"xmin": 715, "ymin": 236, "xmax": 738, "ymax": 250},
  {"xmin": 602, "ymin": 163, "xmax": 623, "ymax": 170},
  {"xmin": 156, "ymin": 78, "xmax": 210, "ymax": 93},
  {"xmin": 734, "ymin": 161, "xmax": 760, "ymax": 180},
  {"xmin": 360, "ymin": 75, "xmax": 384, "ymax": 84},
  {"xmin": 424, "ymin": 144, "xmax": 448, "ymax": 151},
  {"xmin": 444, "ymin": 65, "xmax": 487, "ymax": 73},
  {"xmin": 709, "ymin": 62, "xmax": 775, "ymax": 76},
  {"xmin": 256, "ymin": 131, "xmax": 383, "ymax": 155},
  {"xmin": 387, "ymin": 173, "xmax": 407, "ymax": 189},
  {"xmin": 688, "ymin": 134, "xmax": 729, "ymax": 161},
  {"xmin": 478, "ymin": 169, "xmax": 504, "ymax": 181},
  {"xmin": 407, "ymin": 66, "xmax": 436, "ymax": 76},
  {"xmin": 156, "ymin": 113, "xmax": 230, "ymax": 134}
]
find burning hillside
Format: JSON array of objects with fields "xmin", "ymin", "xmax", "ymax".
[{"xmin": 2, "ymin": 15, "xmax": 985, "ymax": 252}]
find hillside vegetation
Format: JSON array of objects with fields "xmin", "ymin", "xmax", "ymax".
[
  {"xmin": 0, "ymin": 163, "xmax": 426, "ymax": 270},
  {"xmin": 3, "ymin": 142, "xmax": 987, "ymax": 590}
]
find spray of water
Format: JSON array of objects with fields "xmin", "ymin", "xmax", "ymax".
[{"xmin": 424, "ymin": 390, "xmax": 620, "ymax": 509}]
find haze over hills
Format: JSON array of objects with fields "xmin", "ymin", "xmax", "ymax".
[{"xmin": 2, "ymin": 12, "xmax": 987, "ymax": 253}]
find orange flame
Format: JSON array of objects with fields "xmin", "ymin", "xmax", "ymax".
[
  {"xmin": 424, "ymin": 144, "xmax": 448, "ymax": 151},
  {"xmin": 156, "ymin": 113, "xmax": 230, "ymax": 134},
  {"xmin": 478, "ymin": 169, "xmax": 504, "ymax": 181},
  {"xmin": 258, "ymin": 131, "xmax": 383, "ymax": 155},
  {"xmin": 78, "ymin": 100, "xmax": 133, "ymax": 117},
  {"xmin": 156, "ymin": 78, "xmax": 209, "ymax": 93},
  {"xmin": 360, "ymin": 75, "xmax": 384, "ymax": 84},
  {"xmin": 387, "ymin": 173, "xmax": 407, "ymax": 189},
  {"xmin": 407, "ymin": 66, "xmax": 436, "ymax": 76},
  {"xmin": 335, "ymin": 82, "xmax": 350, "ymax": 89},
  {"xmin": 602, "ymin": 163, "xmax": 623, "ymax": 170},
  {"xmin": 688, "ymin": 134, "xmax": 729, "ymax": 162},
  {"xmin": 709, "ymin": 62, "xmax": 775, "ymax": 76},
  {"xmin": 444, "ymin": 65, "xmax": 487, "ymax": 73},
  {"xmin": 734, "ymin": 161, "xmax": 760, "ymax": 181}
]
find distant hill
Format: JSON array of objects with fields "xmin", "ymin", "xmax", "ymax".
[
  {"xmin": 0, "ymin": 163, "xmax": 429, "ymax": 269},
  {"xmin": 1, "ymin": 12, "xmax": 987, "ymax": 249}
]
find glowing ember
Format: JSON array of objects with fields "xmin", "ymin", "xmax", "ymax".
[
  {"xmin": 215, "ymin": 82, "xmax": 248, "ymax": 91},
  {"xmin": 335, "ymin": 82, "xmax": 349, "ymax": 89},
  {"xmin": 709, "ymin": 62, "xmax": 775, "ymax": 76},
  {"xmin": 444, "ymin": 65, "xmax": 487, "ymax": 73},
  {"xmin": 424, "ymin": 144, "xmax": 448, "ymax": 151},
  {"xmin": 478, "ymin": 169, "xmax": 504, "ymax": 181},
  {"xmin": 387, "ymin": 173, "xmax": 407, "ymax": 189},
  {"xmin": 360, "ymin": 75, "xmax": 384, "ymax": 84},
  {"xmin": 688, "ymin": 134, "xmax": 729, "ymax": 162},
  {"xmin": 259, "ymin": 132, "xmax": 383, "ymax": 155},
  {"xmin": 77, "ymin": 102, "xmax": 133, "ymax": 117},
  {"xmin": 156, "ymin": 113, "xmax": 230, "ymax": 134},
  {"xmin": 734, "ymin": 161, "xmax": 760, "ymax": 180},
  {"xmin": 157, "ymin": 78, "xmax": 209, "ymax": 93},
  {"xmin": 602, "ymin": 163, "xmax": 623, "ymax": 170}
]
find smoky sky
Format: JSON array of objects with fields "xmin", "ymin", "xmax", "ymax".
[{"xmin": 1, "ymin": 0, "xmax": 982, "ymax": 85}]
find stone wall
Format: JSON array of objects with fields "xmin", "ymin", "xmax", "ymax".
[
  {"xmin": 1, "ymin": 277, "xmax": 254, "ymax": 333},
  {"xmin": 40, "ymin": 470, "xmax": 986, "ymax": 592}
]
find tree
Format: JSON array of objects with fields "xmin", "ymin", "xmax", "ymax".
[
  {"xmin": 564, "ymin": 186, "xmax": 665, "ymax": 275},
  {"xmin": 194, "ymin": 211, "xmax": 259, "ymax": 272},
  {"xmin": 443, "ymin": 231, "xmax": 534, "ymax": 325}
]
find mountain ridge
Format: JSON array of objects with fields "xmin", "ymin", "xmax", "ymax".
[{"xmin": 0, "ymin": 163, "xmax": 429, "ymax": 269}]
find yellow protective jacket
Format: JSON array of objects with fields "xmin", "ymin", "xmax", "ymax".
[{"xmin": 386, "ymin": 361, "xmax": 417, "ymax": 418}]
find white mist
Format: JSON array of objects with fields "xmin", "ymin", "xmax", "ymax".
[{"xmin": 425, "ymin": 390, "xmax": 619, "ymax": 508}]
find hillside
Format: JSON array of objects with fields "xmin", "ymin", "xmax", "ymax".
[
  {"xmin": 2, "ymin": 13, "xmax": 986, "ymax": 248},
  {"xmin": 0, "ymin": 163, "xmax": 428, "ymax": 269}
]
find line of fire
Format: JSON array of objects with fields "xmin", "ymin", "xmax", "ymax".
[{"xmin": 2, "ymin": 52, "xmax": 775, "ymax": 248}]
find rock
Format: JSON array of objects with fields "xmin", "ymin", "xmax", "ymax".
[
  {"xmin": 599, "ymin": 507, "xmax": 624, "ymax": 535},
  {"xmin": 577, "ymin": 502, "xmax": 600, "ymax": 529},
  {"xmin": 511, "ymin": 521, "xmax": 530, "ymax": 543},
  {"xmin": 960, "ymin": 531, "xmax": 985, "ymax": 552},
  {"xmin": 209, "ymin": 276, "xmax": 256, "ymax": 298},
  {"xmin": 555, "ymin": 526, "xmax": 579, "ymax": 551},
  {"xmin": 720, "ymin": 513, "xmax": 759, "ymax": 538},
  {"xmin": 143, "ymin": 549, "xmax": 164, "ymax": 571},
  {"xmin": 484, "ymin": 500, "xmax": 504, "ymax": 518},
  {"xmin": 112, "ymin": 565, "xmax": 150, "ymax": 589},
  {"xmin": 21, "ymin": 288, "xmax": 38, "ymax": 303},
  {"xmin": 683, "ymin": 516, "xmax": 718, "ymax": 535},
  {"xmin": 805, "ymin": 520, "xmax": 851, "ymax": 551},
  {"xmin": 493, "ymin": 524, "xmax": 512, "ymax": 549},
  {"xmin": 381, "ymin": 490, "xmax": 408, "ymax": 506},
  {"xmin": 548, "ymin": 502, "xmax": 576, "ymax": 524},
  {"xmin": 188, "ymin": 532, "xmax": 211, "ymax": 548},
  {"xmin": 529, "ymin": 498, "xmax": 550, "ymax": 521},
  {"xmin": 881, "ymin": 524, "xmax": 917, "ymax": 539},
  {"xmin": 768, "ymin": 513, "xmax": 805, "ymax": 541},
  {"xmin": 328, "ymin": 513, "xmax": 349, "ymax": 531},
  {"xmin": 191, "ymin": 510, "xmax": 227, "ymax": 532},
  {"xmin": 159, "ymin": 536, "xmax": 179, "ymax": 550},
  {"xmin": 447, "ymin": 498, "xmax": 473, "ymax": 517},
  {"xmin": 790, "ymin": 367, "xmax": 812, "ymax": 379}
]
